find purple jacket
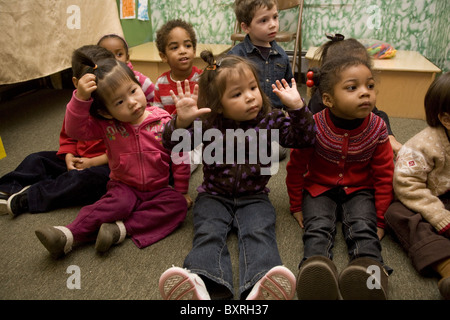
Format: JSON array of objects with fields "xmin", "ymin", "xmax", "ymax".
[{"xmin": 163, "ymin": 107, "xmax": 315, "ymax": 197}]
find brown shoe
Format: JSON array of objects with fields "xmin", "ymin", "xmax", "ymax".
[
  {"xmin": 296, "ymin": 256, "xmax": 339, "ymax": 300},
  {"xmin": 95, "ymin": 221, "xmax": 126, "ymax": 253},
  {"xmin": 339, "ymin": 257, "xmax": 388, "ymax": 300},
  {"xmin": 35, "ymin": 226, "xmax": 73, "ymax": 258}
]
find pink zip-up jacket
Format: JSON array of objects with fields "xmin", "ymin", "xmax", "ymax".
[{"xmin": 65, "ymin": 91, "xmax": 190, "ymax": 193}]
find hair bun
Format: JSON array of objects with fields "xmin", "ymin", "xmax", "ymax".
[{"xmin": 200, "ymin": 50, "xmax": 215, "ymax": 65}]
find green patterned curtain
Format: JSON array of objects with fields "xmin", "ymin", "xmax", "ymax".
[{"xmin": 147, "ymin": 0, "xmax": 448, "ymax": 72}]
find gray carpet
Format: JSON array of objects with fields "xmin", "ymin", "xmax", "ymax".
[{"xmin": 0, "ymin": 88, "xmax": 441, "ymax": 300}]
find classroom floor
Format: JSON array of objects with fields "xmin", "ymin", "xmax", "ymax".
[{"xmin": 0, "ymin": 86, "xmax": 444, "ymax": 302}]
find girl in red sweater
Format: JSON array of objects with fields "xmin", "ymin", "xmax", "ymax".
[{"xmin": 286, "ymin": 56, "xmax": 394, "ymax": 300}]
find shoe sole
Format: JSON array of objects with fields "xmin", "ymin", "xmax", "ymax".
[
  {"xmin": 0, "ymin": 199, "xmax": 8, "ymax": 215},
  {"xmin": 297, "ymin": 259, "xmax": 339, "ymax": 300},
  {"xmin": 248, "ymin": 266, "xmax": 296, "ymax": 300},
  {"xmin": 159, "ymin": 268, "xmax": 205, "ymax": 300},
  {"xmin": 339, "ymin": 265, "xmax": 387, "ymax": 300}
]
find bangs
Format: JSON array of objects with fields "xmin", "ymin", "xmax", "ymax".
[
  {"xmin": 216, "ymin": 63, "xmax": 256, "ymax": 96},
  {"xmin": 97, "ymin": 64, "xmax": 138, "ymax": 97}
]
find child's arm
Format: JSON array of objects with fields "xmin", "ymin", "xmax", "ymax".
[
  {"xmin": 370, "ymin": 139, "xmax": 395, "ymax": 231},
  {"xmin": 65, "ymin": 74, "xmax": 104, "ymax": 141},
  {"xmin": 272, "ymin": 78, "xmax": 304, "ymax": 110},
  {"xmin": 286, "ymin": 147, "xmax": 314, "ymax": 228},
  {"xmin": 271, "ymin": 79, "xmax": 316, "ymax": 149},
  {"xmin": 170, "ymin": 80, "xmax": 211, "ymax": 129},
  {"xmin": 394, "ymin": 145, "xmax": 450, "ymax": 234}
]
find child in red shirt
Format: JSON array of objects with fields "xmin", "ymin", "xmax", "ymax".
[
  {"xmin": 286, "ymin": 56, "xmax": 394, "ymax": 300},
  {"xmin": 0, "ymin": 45, "xmax": 112, "ymax": 217}
]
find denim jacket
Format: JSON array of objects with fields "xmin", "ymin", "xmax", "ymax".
[{"xmin": 228, "ymin": 35, "xmax": 294, "ymax": 109}]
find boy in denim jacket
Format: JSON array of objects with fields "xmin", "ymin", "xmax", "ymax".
[{"xmin": 228, "ymin": 0, "xmax": 294, "ymax": 110}]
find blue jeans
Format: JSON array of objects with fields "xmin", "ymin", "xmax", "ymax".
[
  {"xmin": 302, "ymin": 188, "xmax": 384, "ymax": 264},
  {"xmin": 183, "ymin": 192, "xmax": 282, "ymax": 299}
]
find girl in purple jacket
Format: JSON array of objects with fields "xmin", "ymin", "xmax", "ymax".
[
  {"xmin": 35, "ymin": 48, "xmax": 190, "ymax": 258},
  {"xmin": 158, "ymin": 51, "xmax": 316, "ymax": 300}
]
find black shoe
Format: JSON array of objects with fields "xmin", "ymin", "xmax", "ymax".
[
  {"xmin": 0, "ymin": 191, "xmax": 10, "ymax": 201},
  {"xmin": 7, "ymin": 186, "xmax": 30, "ymax": 217}
]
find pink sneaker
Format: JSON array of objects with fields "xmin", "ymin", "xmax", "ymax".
[
  {"xmin": 246, "ymin": 266, "xmax": 296, "ymax": 300},
  {"xmin": 159, "ymin": 267, "xmax": 211, "ymax": 300}
]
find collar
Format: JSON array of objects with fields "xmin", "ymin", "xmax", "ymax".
[{"xmin": 243, "ymin": 34, "xmax": 279, "ymax": 56}]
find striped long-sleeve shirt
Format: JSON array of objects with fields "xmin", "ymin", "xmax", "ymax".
[{"xmin": 153, "ymin": 66, "xmax": 202, "ymax": 115}]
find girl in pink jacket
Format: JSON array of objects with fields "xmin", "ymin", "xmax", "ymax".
[{"xmin": 35, "ymin": 48, "xmax": 190, "ymax": 258}]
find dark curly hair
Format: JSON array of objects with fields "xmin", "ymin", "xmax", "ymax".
[{"xmin": 155, "ymin": 19, "xmax": 197, "ymax": 54}]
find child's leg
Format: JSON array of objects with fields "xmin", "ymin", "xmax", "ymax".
[
  {"xmin": 183, "ymin": 193, "xmax": 235, "ymax": 299},
  {"xmin": 27, "ymin": 164, "xmax": 110, "ymax": 213},
  {"xmin": 385, "ymin": 200, "xmax": 450, "ymax": 274},
  {"xmin": 66, "ymin": 180, "xmax": 138, "ymax": 243},
  {"xmin": 0, "ymin": 151, "xmax": 64, "ymax": 195},
  {"xmin": 297, "ymin": 190, "xmax": 340, "ymax": 300},
  {"xmin": 340, "ymin": 189, "xmax": 383, "ymax": 263},
  {"xmin": 122, "ymin": 187, "xmax": 187, "ymax": 248},
  {"xmin": 233, "ymin": 194, "xmax": 286, "ymax": 298},
  {"xmin": 385, "ymin": 200, "xmax": 450, "ymax": 299},
  {"xmin": 301, "ymin": 190, "xmax": 338, "ymax": 260},
  {"xmin": 339, "ymin": 189, "xmax": 389, "ymax": 300}
]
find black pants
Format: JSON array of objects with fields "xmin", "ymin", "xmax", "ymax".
[{"xmin": 0, "ymin": 151, "xmax": 110, "ymax": 213}]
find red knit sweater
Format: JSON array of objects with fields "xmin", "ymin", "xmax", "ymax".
[{"xmin": 286, "ymin": 109, "xmax": 394, "ymax": 228}]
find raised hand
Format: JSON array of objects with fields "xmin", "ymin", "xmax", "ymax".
[
  {"xmin": 272, "ymin": 78, "xmax": 304, "ymax": 110},
  {"xmin": 170, "ymin": 80, "xmax": 211, "ymax": 129},
  {"xmin": 75, "ymin": 73, "xmax": 97, "ymax": 101}
]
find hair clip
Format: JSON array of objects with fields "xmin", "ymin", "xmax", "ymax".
[
  {"xmin": 206, "ymin": 63, "xmax": 217, "ymax": 71},
  {"xmin": 206, "ymin": 59, "xmax": 223, "ymax": 71},
  {"xmin": 325, "ymin": 33, "xmax": 345, "ymax": 42},
  {"xmin": 306, "ymin": 70, "xmax": 314, "ymax": 87}
]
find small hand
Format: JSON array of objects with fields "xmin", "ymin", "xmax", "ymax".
[
  {"xmin": 76, "ymin": 73, "xmax": 97, "ymax": 101},
  {"xmin": 377, "ymin": 227, "xmax": 385, "ymax": 240},
  {"xmin": 293, "ymin": 211, "xmax": 304, "ymax": 228},
  {"xmin": 183, "ymin": 193, "xmax": 193, "ymax": 209},
  {"xmin": 170, "ymin": 80, "xmax": 211, "ymax": 128},
  {"xmin": 272, "ymin": 78, "xmax": 304, "ymax": 110},
  {"xmin": 65, "ymin": 153, "xmax": 83, "ymax": 171}
]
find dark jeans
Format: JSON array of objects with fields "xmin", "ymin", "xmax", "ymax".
[
  {"xmin": 183, "ymin": 192, "xmax": 283, "ymax": 299},
  {"xmin": 385, "ymin": 197, "xmax": 450, "ymax": 275},
  {"xmin": 302, "ymin": 188, "xmax": 384, "ymax": 265},
  {"xmin": 0, "ymin": 151, "xmax": 110, "ymax": 212}
]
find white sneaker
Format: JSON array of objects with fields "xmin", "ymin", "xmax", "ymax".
[
  {"xmin": 159, "ymin": 266, "xmax": 211, "ymax": 300},
  {"xmin": 246, "ymin": 266, "xmax": 296, "ymax": 300}
]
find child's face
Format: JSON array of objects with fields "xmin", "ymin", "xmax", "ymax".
[
  {"xmin": 323, "ymin": 64, "xmax": 376, "ymax": 120},
  {"xmin": 98, "ymin": 37, "xmax": 129, "ymax": 64},
  {"xmin": 159, "ymin": 27, "xmax": 196, "ymax": 77},
  {"xmin": 101, "ymin": 79, "xmax": 148, "ymax": 125},
  {"xmin": 220, "ymin": 67, "xmax": 263, "ymax": 122},
  {"xmin": 242, "ymin": 5, "xmax": 279, "ymax": 47}
]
